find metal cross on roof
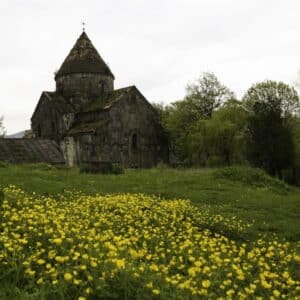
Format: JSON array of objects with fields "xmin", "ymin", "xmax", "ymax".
[{"xmin": 82, "ymin": 21, "xmax": 86, "ymax": 32}]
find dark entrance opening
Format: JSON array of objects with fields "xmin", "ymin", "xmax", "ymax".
[
  {"xmin": 37, "ymin": 125, "xmax": 41, "ymax": 137},
  {"xmin": 132, "ymin": 134, "xmax": 137, "ymax": 150}
]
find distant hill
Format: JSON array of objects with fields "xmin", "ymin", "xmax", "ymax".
[
  {"xmin": 6, "ymin": 131, "xmax": 26, "ymax": 138},
  {"xmin": 6, "ymin": 130, "xmax": 32, "ymax": 139}
]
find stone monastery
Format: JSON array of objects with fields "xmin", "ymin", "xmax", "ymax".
[{"xmin": 0, "ymin": 31, "xmax": 169, "ymax": 167}]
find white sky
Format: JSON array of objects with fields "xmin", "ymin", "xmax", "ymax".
[{"xmin": 1, "ymin": 0, "xmax": 300, "ymax": 134}]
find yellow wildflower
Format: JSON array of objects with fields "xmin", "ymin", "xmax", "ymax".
[
  {"xmin": 64, "ymin": 273, "xmax": 73, "ymax": 282},
  {"xmin": 202, "ymin": 279, "xmax": 211, "ymax": 288}
]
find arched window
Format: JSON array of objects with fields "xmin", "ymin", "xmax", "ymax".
[
  {"xmin": 100, "ymin": 82, "xmax": 105, "ymax": 97},
  {"xmin": 132, "ymin": 134, "xmax": 138, "ymax": 150}
]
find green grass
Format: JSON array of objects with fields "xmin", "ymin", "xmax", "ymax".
[{"xmin": 0, "ymin": 164, "xmax": 299, "ymax": 242}]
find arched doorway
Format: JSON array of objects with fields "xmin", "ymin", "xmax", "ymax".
[{"xmin": 129, "ymin": 132, "xmax": 140, "ymax": 167}]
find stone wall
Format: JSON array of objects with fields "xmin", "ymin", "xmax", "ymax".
[
  {"xmin": 56, "ymin": 73, "xmax": 114, "ymax": 98},
  {"xmin": 31, "ymin": 93, "xmax": 77, "ymax": 142},
  {"xmin": 31, "ymin": 88, "xmax": 168, "ymax": 168},
  {"xmin": 72, "ymin": 88, "xmax": 169, "ymax": 168},
  {"xmin": 31, "ymin": 95, "xmax": 58, "ymax": 140}
]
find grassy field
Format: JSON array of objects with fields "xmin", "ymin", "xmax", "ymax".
[
  {"xmin": 0, "ymin": 164, "xmax": 300, "ymax": 299},
  {"xmin": 0, "ymin": 164, "xmax": 299, "ymax": 242}
]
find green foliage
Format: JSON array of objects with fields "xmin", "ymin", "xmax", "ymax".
[
  {"xmin": 151, "ymin": 102, "xmax": 170, "ymax": 127},
  {"xmin": 0, "ymin": 164, "xmax": 299, "ymax": 242},
  {"xmin": 111, "ymin": 163, "xmax": 125, "ymax": 174},
  {"xmin": 291, "ymin": 117, "xmax": 300, "ymax": 168},
  {"xmin": 0, "ymin": 161, "xmax": 9, "ymax": 168},
  {"xmin": 206, "ymin": 155, "xmax": 225, "ymax": 167},
  {"xmin": 184, "ymin": 100, "xmax": 248, "ymax": 166},
  {"xmin": 80, "ymin": 162, "xmax": 124, "ymax": 174},
  {"xmin": 0, "ymin": 189, "xmax": 3, "ymax": 214},
  {"xmin": 243, "ymin": 81, "xmax": 298, "ymax": 177},
  {"xmin": 156, "ymin": 77, "xmax": 300, "ymax": 183},
  {"xmin": 213, "ymin": 166, "xmax": 289, "ymax": 192},
  {"xmin": 185, "ymin": 72, "xmax": 235, "ymax": 118},
  {"xmin": 24, "ymin": 163, "xmax": 58, "ymax": 171},
  {"xmin": 163, "ymin": 99, "xmax": 199, "ymax": 162},
  {"xmin": 287, "ymin": 117, "xmax": 300, "ymax": 185},
  {"xmin": 156, "ymin": 162, "xmax": 169, "ymax": 169},
  {"xmin": 160, "ymin": 75, "xmax": 245, "ymax": 166},
  {"xmin": 243, "ymin": 80, "xmax": 299, "ymax": 118}
]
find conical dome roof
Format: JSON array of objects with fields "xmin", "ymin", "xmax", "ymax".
[{"xmin": 55, "ymin": 32, "xmax": 114, "ymax": 79}]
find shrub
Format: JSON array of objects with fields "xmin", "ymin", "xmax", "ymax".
[
  {"xmin": 111, "ymin": 163, "xmax": 124, "ymax": 174},
  {"xmin": 207, "ymin": 155, "xmax": 225, "ymax": 167},
  {"xmin": 0, "ymin": 161, "xmax": 9, "ymax": 168},
  {"xmin": 213, "ymin": 165, "xmax": 289, "ymax": 191},
  {"xmin": 80, "ymin": 162, "xmax": 124, "ymax": 174},
  {"xmin": 156, "ymin": 162, "xmax": 169, "ymax": 169},
  {"xmin": 23, "ymin": 163, "xmax": 58, "ymax": 171}
]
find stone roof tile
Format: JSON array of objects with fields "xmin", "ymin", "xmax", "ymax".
[
  {"xmin": 82, "ymin": 86, "xmax": 134, "ymax": 112},
  {"xmin": 55, "ymin": 32, "xmax": 114, "ymax": 79},
  {"xmin": 0, "ymin": 139, "xmax": 65, "ymax": 164}
]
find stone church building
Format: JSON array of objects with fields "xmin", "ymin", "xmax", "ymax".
[{"xmin": 30, "ymin": 31, "xmax": 168, "ymax": 167}]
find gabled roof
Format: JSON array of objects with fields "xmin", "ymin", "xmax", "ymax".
[
  {"xmin": 0, "ymin": 139, "xmax": 65, "ymax": 164},
  {"xmin": 31, "ymin": 92, "xmax": 75, "ymax": 121},
  {"xmin": 67, "ymin": 86, "xmax": 158, "ymax": 136},
  {"xmin": 55, "ymin": 32, "xmax": 114, "ymax": 79},
  {"xmin": 81, "ymin": 85, "xmax": 158, "ymax": 115},
  {"xmin": 82, "ymin": 86, "xmax": 134, "ymax": 112}
]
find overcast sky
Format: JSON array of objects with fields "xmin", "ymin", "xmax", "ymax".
[{"xmin": 1, "ymin": 0, "xmax": 300, "ymax": 134}]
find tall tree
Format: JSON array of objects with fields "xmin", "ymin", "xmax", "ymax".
[
  {"xmin": 163, "ymin": 100, "xmax": 199, "ymax": 163},
  {"xmin": 243, "ymin": 80, "xmax": 299, "ymax": 119},
  {"xmin": 185, "ymin": 72, "xmax": 235, "ymax": 118},
  {"xmin": 243, "ymin": 81, "xmax": 299, "ymax": 177},
  {"xmin": 187, "ymin": 100, "xmax": 248, "ymax": 166},
  {"xmin": 291, "ymin": 117, "xmax": 300, "ymax": 185},
  {"xmin": 158, "ymin": 73, "xmax": 235, "ymax": 164}
]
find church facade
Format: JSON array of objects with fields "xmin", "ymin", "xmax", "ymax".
[{"xmin": 31, "ymin": 32, "xmax": 168, "ymax": 167}]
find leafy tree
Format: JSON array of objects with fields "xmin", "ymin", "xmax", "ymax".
[
  {"xmin": 243, "ymin": 81, "xmax": 299, "ymax": 177},
  {"xmin": 214, "ymin": 99, "xmax": 249, "ymax": 127},
  {"xmin": 163, "ymin": 100, "xmax": 199, "ymax": 163},
  {"xmin": 160, "ymin": 73, "xmax": 235, "ymax": 163},
  {"xmin": 185, "ymin": 72, "xmax": 235, "ymax": 118},
  {"xmin": 243, "ymin": 80, "xmax": 299, "ymax": 120},
  {"xmin": 186, "ymin": 101, "xmax": 248, "ymax": 166},
  {"xmin": 151, "ymin": 102, "xmax": 171, "ymax": 128},
  {"xmin": 209, "ymin": 100, "xmax": 249, "ymax": 164},
  {"xmin": 290, "ymin": 117, "xmax": 300, "ymax": 184},
  {"xmin": 187, "ymin": 119, "xmax": 236, "ymax": 166},
  {"xmin": 0, "ymin": 116, "xmax": 5, "ymax": 137}
]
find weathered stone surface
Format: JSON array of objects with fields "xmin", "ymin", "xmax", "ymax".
[
  {"xmin": 30, "ymin": 31, "xmax": 169, "ymax": 168},
  {"xmin": 55, "ymin": 32, "xmax": 114, "ymax": 79},
  {"xmin": 0, "ymin": 139, "xmax": 65, "ymax": 164},
  {"xmin": 56, "ymin": 73, "xmax": 114, "ymax": 98}
]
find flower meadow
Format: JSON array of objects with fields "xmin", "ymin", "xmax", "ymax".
[{"xmin": 0, "ymin": 186, "xmax": 299, "ymax": 299}]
